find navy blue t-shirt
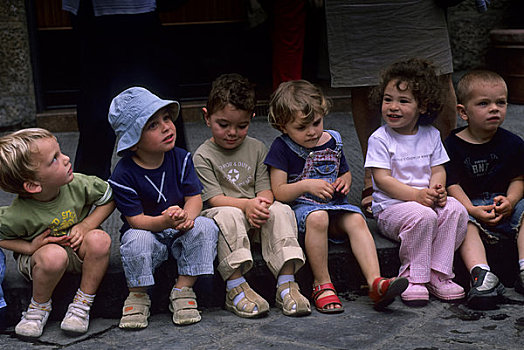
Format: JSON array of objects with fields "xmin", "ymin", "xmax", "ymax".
[
  {"xmin": 109, "ymin": 147, "xmax": 203, "ymax": 234},
  {"xmin": 444, "ymin": 127, "xmax": 524, "ymax": 198},
  {"xmin": 265, "ymin": 134, "xmax": 350, "ymax": 179}
]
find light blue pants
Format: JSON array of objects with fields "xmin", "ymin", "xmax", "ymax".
[
  {"xmin": 120, "ymin": 216, "xmax": 218, "ymax": 288},
  {"xmin": 0, "ymin": 249, "xmax": 6, "ymax": 308}
]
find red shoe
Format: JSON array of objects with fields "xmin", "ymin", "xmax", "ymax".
[
  {"xmin": 311, "ymin": 283, "xmax": 344, "ymax": 314},
  {"xmin": 369, "ymin": 277, "xmax": 408, "ymax": 310}
]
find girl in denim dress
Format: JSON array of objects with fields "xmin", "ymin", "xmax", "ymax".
[{"xmin": 265, "ymin": 80, "xmax": 407, "ymax": 314}]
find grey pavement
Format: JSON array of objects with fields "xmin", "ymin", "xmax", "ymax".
[{"xmin": 1, "ymin": 105, "xmax": 524, "ymax": 349}]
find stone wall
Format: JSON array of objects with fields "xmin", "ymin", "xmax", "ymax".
[
  {"xmin": 448, "ymin": 0, "xmax": 520, "ymax": 71},
  {"xmin": 0, "ymin": 0, "xmax": 35, "ymax": 129}
]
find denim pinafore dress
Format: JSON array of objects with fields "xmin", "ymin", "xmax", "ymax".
[{"xmin": 280, "ymin": 130, "xmax": 362, "ymax": 236}]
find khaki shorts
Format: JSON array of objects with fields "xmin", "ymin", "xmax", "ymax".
[{"xmin": 17, "ymin": 245, "xmax": 83, "ymax": 281}]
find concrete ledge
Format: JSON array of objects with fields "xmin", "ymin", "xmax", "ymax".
[{"xmin": 1, "ymin": 219, "xmax": 400, "ymax": 326}]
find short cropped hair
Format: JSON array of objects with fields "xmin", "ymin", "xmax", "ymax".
[
  {"xmin": 268, "ymin": 80, "xmax": 331, "ymax": 131},
  {"xmin": 456, "ymin": 70, "xmax": 507, "ymax": 105},
  {"xmin": 370, "ymin": 58, "xmax": 443, "ymax": 125},
  {"xmin": 206, "ymin": 73, "xmax": 256, "ymax": 116},
  {"xmin": 0, "ymin": 128, "xmax": 55, "ymax": 195}
]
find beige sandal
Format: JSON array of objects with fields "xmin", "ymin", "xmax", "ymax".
[
  {"xmin": 225, "ymin": 282, "xmax": 269, "ymax": 318},
  {"xmin": 119, "ymin": 292, "xmax": 151, "ymax": 329},
  {"xmin": 169, "ymin": 287, "xmax": 201, "ymax": 325},
  {"xmin": 275, "ymin": 281, "xmax": 311, "ymax": 317}
]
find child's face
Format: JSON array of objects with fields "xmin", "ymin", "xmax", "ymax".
[
  {"xmin": 134, "ymin": 109, "xmax": 176, "ymax": 155},
  {"xmin": 458, "ymin": 81, "xmax": 507, "ymax": 134},
  {"xmin": 32, "ymin": 137, "xmax": 73, "ymax": 190},
  {"xmin": 204, "ymin": 103, "xmax": 252, "ymax": 150},
  {"xmin": 281, "ymin": 112, "xmax": 324, "ymax": 148},
  {"xmin": 381, "ymin": 80, "xmax": 422, "ymax": 135}
]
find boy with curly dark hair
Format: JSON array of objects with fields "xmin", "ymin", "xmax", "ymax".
[{"xmin": 193, "ymin": 74, "xmax": 311, "ymax": 318}]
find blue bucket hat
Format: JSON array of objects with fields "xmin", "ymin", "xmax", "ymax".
[{"xmin": 108, "ymin": 87, "xmax": 180, "ymax": 156}]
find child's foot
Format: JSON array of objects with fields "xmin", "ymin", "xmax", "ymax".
[
  {"xmin": 427, "ymin": 271, "xmax": 465, "ymax": 302},
  {"xmin": 15, "ymin": 306, "xmax": 50, "ymax": 338},
  {"xmin": 467, "ymin": 267, "xmax": 505, "ymax": 310},
  {"xmin": 369, "ymin": 276, "xmax": 408, "ymax": 310},
  {"xmin": 514, "ymin": 270, "xmax": 524, "ymax": 295},
  {"xmin": 61, "ymin": 302, "xmax": 90, "ymax": 334},
  {"xmin": 311, "ymin": 283, "xmax": 344, "ymax": 314},
  {"xmin": 119, "ymin": 292, "xmax": 151, "ymax": 329},
  {"xmin": 169, "ymin": 287, "xmax": 201, "ymax": 325},
  {"xmin": 401, "ymin": 283, "xmax": 429, "ymax": 307},
  {"xmin": 225, "ymin": 282, "xmax": 269, "ymax": 318},
  {"xmin": 275, "ymin": 281, "xmax": 311, "ymax": 317}
]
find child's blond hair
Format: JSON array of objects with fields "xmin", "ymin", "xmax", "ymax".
[
  {"xmin": 0, "ymin": 128, "xmax": 55, "ymax": 195},
  {"xmin": 268, "ymin": 80, "xmax": 331, "ymax": 131},
  {"xmin": 456, "ymin": 70, "xmax": 507, "ymax": 105}
]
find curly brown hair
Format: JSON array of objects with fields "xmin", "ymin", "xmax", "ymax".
[
  {"xmin": 370, "ymin": 58, "xmax": 444, "ymax": 125},
  {"xmin": 206, "ymin": 73, "xmax": 256, "ymax": 117},
  {"xmin": 268, "ymin": 80, "xmax": 331, "ymax": 131}
]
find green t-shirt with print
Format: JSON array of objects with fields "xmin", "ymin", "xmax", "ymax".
[{"xmin": 0, "ymin": 173, "xmax": 112, "ymax": 241}]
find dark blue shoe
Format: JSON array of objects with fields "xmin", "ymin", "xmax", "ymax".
[{"xmin": 467, "ymin": 267, "xmax": 505, "ymax": 310}]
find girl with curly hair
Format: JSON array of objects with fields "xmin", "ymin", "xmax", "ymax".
[{"xmin": 365, "ymin": 58, "xmax": 468, "ymax": 306}]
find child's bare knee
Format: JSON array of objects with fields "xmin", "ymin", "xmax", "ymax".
[
  {"xmin": 306, "ymin": 211, "xmax": 329, "ymax": 230},
  {"xmin": 84, "ymin": 229, "xmax": 111, "ymax": 255},
  {"xmin": 33, "ymin": 245, "xmax": 68, "ymax": 272}
]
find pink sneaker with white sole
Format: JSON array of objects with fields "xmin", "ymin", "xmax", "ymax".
[
  {"xmin": 401, "ymin": 283, "xmax": 429, "ymax": 307},
  {"xmin": 427, "ymin": 272, "xmax": 465, "ymax": 301}
]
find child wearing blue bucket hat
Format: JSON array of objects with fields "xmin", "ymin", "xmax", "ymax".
[{"xmin": 108, "ymin": 87, "xmax": 218, "ymax": 329}]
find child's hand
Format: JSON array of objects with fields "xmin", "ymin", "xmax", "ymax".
[
  {"xmin": 162, "ymin": 205, "xmax": 188, "ymax": 228},
  {"xmin": 470, "ymin": 204, "xmax": 502, "ymax": 226},
  {"xmin": 69, "ymin": 221, "xmax": 91, "ymax": 251},
  {"xmin": 415, "ymin": 188, "xmax": 439, "ymax": 207},
  {"xmin": 492, "ymin": 195, "xmax": 513, "ymax": 219},
  {"xmin": 433, "ymin": 184, "xmax": 447, "ymax": 207},
  {"xmin": 163, "ymin": 205, "xmax": 185, "ymax": 220},
  {"xmin": 307, "ymin": 179, "xmax": 335, "ymax": 201},
  {"xmin": 245, "ymin": 197, "xmax": 271, "ymax": 228},
  {"xmin": 30, "ymin": 229, "xmax": 69, "ymax": 254},
  {"xmin": 174, "ymin": 217, "xmax": 195, "ymax": 231},
  {"xmin": 332, "ymin": 176, "xmax": 350, "ymax": 195}
]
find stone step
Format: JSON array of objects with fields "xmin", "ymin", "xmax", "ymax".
[
  {"xmin": 3, "ymin": 213, "xmax": 520, "ymax": 327},
  {"xmin": 1, "ymin": 216, "xmax": 399, "ymax": 326}
]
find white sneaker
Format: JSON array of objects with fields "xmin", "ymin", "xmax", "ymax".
[
  {"xmin": 15, "ymin": 307, "xmax": 50, "ymax": 338},
  {"xmin": 60, "ymin": 302, "xmax": 90, "ymax": 334}
]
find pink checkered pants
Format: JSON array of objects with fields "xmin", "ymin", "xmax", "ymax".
[{"xmin": 376, "ymin": 197, "xmax": 467, "ymax": 283}]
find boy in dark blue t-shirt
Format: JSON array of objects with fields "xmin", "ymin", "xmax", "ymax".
[
  {"xmin": 445, "ymin": 70, "xmax": 524, "ymax": 309},
  {"xmin": 108, "ymin": 87, "xmax": 218, "ymax": 329}
]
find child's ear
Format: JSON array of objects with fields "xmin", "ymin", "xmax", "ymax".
[
  {"xmin": 419, "ymin": 103, "xmax": 427, "ymax": 115},
  {"xmin": 457, "ymin": 104, "xmax": 468, "ymax": 122},
  {"xmin": 23, "ymin": 180, "xmax": 42, "ymax": 194},
  {"xmin": 202, "ymin": 108, "xmax": 210, "ymax": 126}
]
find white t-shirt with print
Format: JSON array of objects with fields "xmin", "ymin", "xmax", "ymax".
[{"xmin": 364, "ymin": 124, "xmax": 449, "ymax": 213}]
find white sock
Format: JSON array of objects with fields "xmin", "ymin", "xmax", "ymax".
[
  {"xmin": 29, "ymin": 297, "xmax": 52, "ymax": 312},
  {"xmin": 277, "ymin": 275, "xmax": 295, "ymax": 310},
  {"xmin": 519, "ymin": 259, "xmax": 524, "ymax": 271},
  {"xmin": 73, "ymin": 288, "xmax": 95, "ymax": 307},
  {"xmin": 227, "ymin": 277, "xmax": 256, "ymax": 311},
  {"xmin": 471, "ymin": 264, "xmax": 490, "ymax": 274}
]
